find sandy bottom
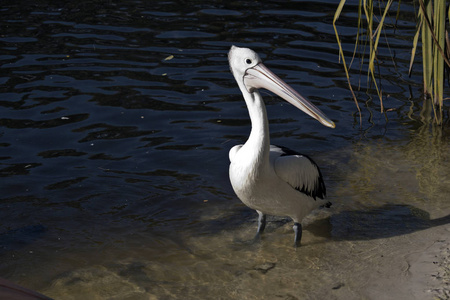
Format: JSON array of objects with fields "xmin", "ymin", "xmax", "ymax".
[{"xmin": 31, "ymin": 216, "xmax": 449, "ymax": 300}]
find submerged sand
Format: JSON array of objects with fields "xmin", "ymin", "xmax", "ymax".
[{"xmin": 34, "ymin": 213, "xmax": 449, "ymax": 300}]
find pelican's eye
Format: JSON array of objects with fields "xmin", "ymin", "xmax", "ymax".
[{"xmin": 245, "ymin": 58, "xmax": 252, "ymax": 65}]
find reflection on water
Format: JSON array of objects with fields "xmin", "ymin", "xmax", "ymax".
[
  {"xmin": 405, "ymin": 125, "xmax": 450, "ymax": 211},
  {"xmin": 340, "ymin": 123, "xmax": 450, "ymax": 218},
  {"xmin": 1, "ymin": 0, "xmax": 449, "ymax": 299}
]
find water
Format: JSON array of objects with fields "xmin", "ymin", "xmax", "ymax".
[{"xmin": 1, "ymin": 0, "xmax": 450, "ymax": 299}]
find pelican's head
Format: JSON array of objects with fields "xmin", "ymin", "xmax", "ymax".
[
  {"xmin": 228, "ymin": 45, "xmax": 262, "ymax": 89},
  {"xmin": 228, "ymin": 45, "xmax": 335, "ymax": 129}
]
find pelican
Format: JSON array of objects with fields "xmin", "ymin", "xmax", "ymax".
[{"xmin": 228, "ymin": 46, "xmax": 335, "ymax": 246}]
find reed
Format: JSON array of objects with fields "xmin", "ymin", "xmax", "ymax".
[{"xmin": 334, "ymin": 0, "xmax": 450, "ymax": 124}]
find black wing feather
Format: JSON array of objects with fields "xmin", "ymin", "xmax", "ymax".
[{"xmin": 273, "ymin": 145, "xmax": 326, "ymax": 200}]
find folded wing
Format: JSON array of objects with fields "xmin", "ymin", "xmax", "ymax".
[{"xmin": 272, "ymin": 145, "xmax": 326, "ymax": 200}]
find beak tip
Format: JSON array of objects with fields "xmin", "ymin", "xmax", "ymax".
[{"xmin": 323, "ymin": 120, "xmax": 335, "ymax": 128}]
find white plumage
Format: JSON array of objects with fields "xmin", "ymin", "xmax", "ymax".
[{"xmin": 228, "ymin": 46, "xmax": 335, "ymax": 246}]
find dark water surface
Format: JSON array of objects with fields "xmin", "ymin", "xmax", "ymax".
[{"xmin": 1, "ymin": 0, "xmax": 450, "ymax": 299}]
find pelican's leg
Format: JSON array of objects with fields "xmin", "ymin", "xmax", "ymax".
[
  {"xmin": 293, "ymin": 222, "xmax": 302, "ymax": 247},
  {"xmin": 256, "ymin": 210, "xmax": 266, "ymax": 234}
]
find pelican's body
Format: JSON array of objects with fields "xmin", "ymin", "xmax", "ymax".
[
  {"xmin": 230, "ymin": 144, "xmax": 325, "ymax": 223},
  {"xmin": 228, "ymin": 46, "xmax": 335, "ymax": 246}
]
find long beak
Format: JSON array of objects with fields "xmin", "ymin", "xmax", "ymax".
[{"xmin": 244, "ymin": 63, "xmax": 335, "ymax": 128}]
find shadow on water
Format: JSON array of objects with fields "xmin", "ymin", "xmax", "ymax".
[{"xmin": 307, "ymin": 204, "xmax": 450, "ymax": 241}]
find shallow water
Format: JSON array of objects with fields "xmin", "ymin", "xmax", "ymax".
[{"xmin": 1, "ymin": 0, "xmax": 450, "ymax": 299}]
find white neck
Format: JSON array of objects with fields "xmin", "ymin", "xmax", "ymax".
[{"xmin": 240, "ymin": 86, "xmax": 270, "ymax": 164}]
